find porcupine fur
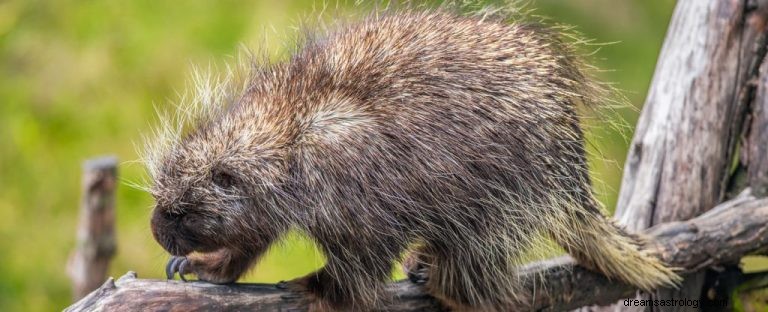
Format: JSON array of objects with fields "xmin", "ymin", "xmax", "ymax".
[{"xmin": 144, "ymin": 3, "xmax": 680, "ymax": 311}]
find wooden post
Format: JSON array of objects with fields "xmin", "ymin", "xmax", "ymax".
[{"xmin": 67, "ymin": 156, "xmax": 118, "ymax": 300}]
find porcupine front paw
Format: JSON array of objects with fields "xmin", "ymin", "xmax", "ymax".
[{"xmin": 165, "ymin": 249, "xmax": 246, "ymax": 284}]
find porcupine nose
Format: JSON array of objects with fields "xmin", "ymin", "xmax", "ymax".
[{"xmin": 150, "ymin": 207, "xmax": 182, "ymax": 255}]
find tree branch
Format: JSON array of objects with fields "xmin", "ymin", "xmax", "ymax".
[{"xmin": 66, "ymin": 192, "xmax": 768, "ymax": 312}]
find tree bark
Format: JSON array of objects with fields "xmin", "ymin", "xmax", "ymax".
[
  {"xmin": 65, "ymin": 193, "xmax": 768, "ymax": 312},
  {"xmin": 67, "ymin": 156, "xmax": 119, "ymax": 301},
  {"xmin": 745, "ymin": 36, "xmax": 768, "ymax": 198},
  {"xmin": 615, "ymin": 0, "xmax": 765, "ymax": 240}
]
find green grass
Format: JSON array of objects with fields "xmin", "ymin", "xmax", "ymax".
[{"xmin": 0, "ymin": 0, "xmax": 677, "ymax": 310}]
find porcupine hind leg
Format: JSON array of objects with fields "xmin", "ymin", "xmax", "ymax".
[
  {"xmin": 405, "ymin": 235, "xmax": 531, "ymax": 311},
  {"xmin": 283, "ymin": 237, "xmax": 408, "ymax": 311}
]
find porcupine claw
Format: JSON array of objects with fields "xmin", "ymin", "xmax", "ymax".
[
  {"xmin": 166, "ymin": 255, "xmax": 190, "ymax": 281},
  {"xmin": 178, "ymin": 258, "xmax": 189, "ymax": 282}
]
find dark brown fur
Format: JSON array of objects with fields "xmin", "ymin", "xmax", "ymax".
[{"xmin": 147, "ymin": 8, "xmax": 679, "ymax": 311}]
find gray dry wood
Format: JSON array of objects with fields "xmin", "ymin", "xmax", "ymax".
[
  {"xmin": 67, "ymin": 157, "xmax": 119, "ymax": 300},
  {"xmin": 65, "ymin": 193, "xmax": 768, "ymax": 312},
  {"xmin": 745, "ymin": 44, "xmax": 768, "ymax": 197}
]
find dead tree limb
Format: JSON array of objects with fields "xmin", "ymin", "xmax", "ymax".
[
  {"xmin": 65, "ymin": 193, "xmax": 768, "ymax": 312},
  {"xmin": 67, "ymin": 156, "xmax": 118, "ymax": 301}
]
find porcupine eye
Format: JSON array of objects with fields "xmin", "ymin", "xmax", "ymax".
[
  {"xmin": 212, "ymin": 170, "xmax": 236, "ymax": 189},
  {"xmin": 163, "ymin": 209, "xmax": 184, "ymax": 221}
]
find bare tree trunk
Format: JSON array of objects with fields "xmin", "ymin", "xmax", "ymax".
[
  {"xmin": 615, "ymin": 0, "xmax": 765, "ymax": 238},
  {"xmin": 745, "ymin": 39, "xmax": 768, "ymax": 198},
  {"xmin": 67, "ymin": 156, "xmax": 118, "ymax": 300}
]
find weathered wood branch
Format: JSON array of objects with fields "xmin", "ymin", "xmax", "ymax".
[
  {"xmin": 66, "ymin": 193, "xmax": 768, "ymax": 312},
  {"xmin": 66, "ymin": 157, "xmax": 118, "ymax": 301}
]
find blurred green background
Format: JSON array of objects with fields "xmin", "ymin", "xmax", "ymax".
[{"xmin": 0, "ymin": 0, "xmax": 682, "ymax": 310}]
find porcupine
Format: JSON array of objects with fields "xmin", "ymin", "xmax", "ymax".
[{"xmin": 146, "ymin": 6, "xmax": 680, "ymax": 311}]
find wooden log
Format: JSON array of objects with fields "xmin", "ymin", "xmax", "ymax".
[
  {"xmin": 66, "ymin": 156, "xmax": 119, "ymax": 300},
  {"xmin": 65, "ymin": 193, "xmax": 768, "ymax": 312}
]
